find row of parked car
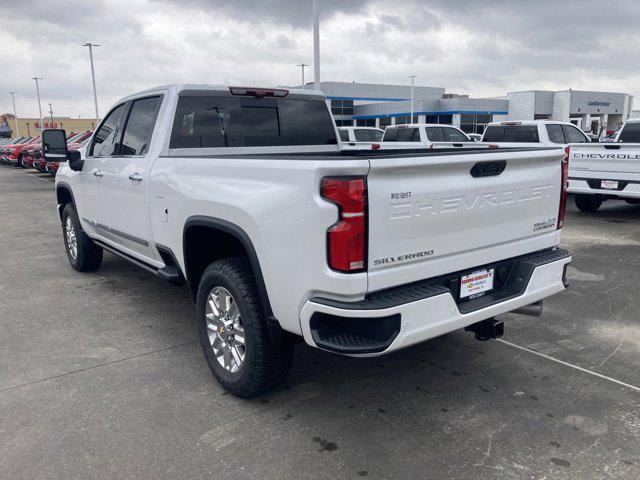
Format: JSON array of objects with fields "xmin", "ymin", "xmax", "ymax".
[{"xmin": 0, "ymin": 130, "xmax": 92, "ymax": 174}]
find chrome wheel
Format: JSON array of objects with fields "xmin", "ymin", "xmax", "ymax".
[
  {"xmin": 65, "ymin": 216, "xmax": 78, "ymax": 260},
  {"xmin": 205, "ymin": 286, "xmax": 245, "ymax": 373}
]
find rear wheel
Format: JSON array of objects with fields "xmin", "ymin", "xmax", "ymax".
[
  {"xmin": 62, "ymin": 203, "xmax": 103, "ymax": 272},
  {"xmin": 196, "ymin": 258, "xmax": 293, "ymax": 397},
  {"xmin": 575, "ymin": 194, "xmax": 602, "ymax": 212}
]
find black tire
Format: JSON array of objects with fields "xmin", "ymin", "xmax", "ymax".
[
  {"xmin": 62, "ymin": 203, "xmax": 103, "ymax": 272},
  {"xmin": 196, "ymin": 258, "xmax": 293, "ymax": 397},
  {"xmin": 624, "ymin": 199, "xmax": 640, "ymax": 205},
  {"xmin": 575, "ymin": 194, "xmax": 602, "ymax": 212}
]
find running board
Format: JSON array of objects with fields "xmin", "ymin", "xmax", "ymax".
[{"xmin": 93, "ymin": 240, "xmax": 185, "ymax": 286}]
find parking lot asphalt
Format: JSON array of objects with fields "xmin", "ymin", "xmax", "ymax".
[{"xmin": 0, "ymin": 166, "xmax": 638, "ymax": 480}]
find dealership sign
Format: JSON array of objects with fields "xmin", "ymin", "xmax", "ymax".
[{"xmin": 588, "ymin": 101, "xmax": 611, "ymax": 107}]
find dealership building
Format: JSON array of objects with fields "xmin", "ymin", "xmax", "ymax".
[{"xmin": 301, "ymin": 81, "xmax": 634, "ymax": 135}]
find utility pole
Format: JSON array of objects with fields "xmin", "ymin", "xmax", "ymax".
[
  {"xmin": 9, "ymin": 91, "xmax": 20, "ymax": 137},
  {"xmin": 409, "ymin": 75, "xmax": 417, "ymax": 123},
  {"xmin": 312, "ymin": 0, "xmax": 320, "ymax": 90},
  {"xmin": 32, "ymin": 77, "xmax": 44, "ymax": 132},
  {"xmin": 83, "ymin": 43, "xmax": 101, "ymax": 123},
  {"xmin": 297, "ymin": 63, "xmax": 309, "ymax": 88},
  {"xmin": 48, "ymin": 103, "xmax": 54, "ymax": 123}
]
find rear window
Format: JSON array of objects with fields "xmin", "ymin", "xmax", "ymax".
[
  {"xmin": 618, "ymin": 123, "xmax": 640, "ymax": 143},
  {"xmin": 482, "ymin": 125, "xmax": 539, "ymax": 143},
  {"xmin": 170, "ymin": 95, "xmax": 337, "ymax": 148},
  {"xmin": 382, "ymin": 128, "xmax": 398, "ymax": 141}
]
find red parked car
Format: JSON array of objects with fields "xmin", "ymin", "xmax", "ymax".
[{"xmin": 3, "ymin": 136, "xmax": 40, "ymax": 167}]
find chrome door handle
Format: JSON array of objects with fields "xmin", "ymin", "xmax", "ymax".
[
  {"xmin": 128, "ymin": 173, "xmax": 143, "ymax": 182},
  {"xmin": 93, "ymin": 170, "xmax": 104, "ymax": 177}
]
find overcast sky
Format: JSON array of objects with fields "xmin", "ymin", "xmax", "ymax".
[{"xmin": 1, "ymin": 0, "xmax": 639, "ymax": 118}]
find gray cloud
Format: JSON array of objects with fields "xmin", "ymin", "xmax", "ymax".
[{"xmin": 1, "ymin": 0, "xmax": 638, "ymax": 118}]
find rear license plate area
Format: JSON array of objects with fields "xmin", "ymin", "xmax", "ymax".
[{"xmin": 459, "ymin": 268, "xmax": 495, "ymax": 300}]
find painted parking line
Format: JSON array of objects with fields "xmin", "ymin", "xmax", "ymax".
[
  {"xmin": 28, "ymin": 173, "xmax": 55, "ymax": 184},
  {"xmin": 498, "ymin": 338, "xmax": 640, "ymax": 393}
]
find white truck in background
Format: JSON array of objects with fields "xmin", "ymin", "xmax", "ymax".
[
  {"xmin": 43, "ymin": 84, "xmax": 571, "ymax": 397},
  {"xmin": 482, "ymin": 120, "xmax": 591, "ymax": 147},
  {"xmin": 568, "ymin": 123, "xmax": 640, "ymax": 211},
  {"xmin": 379, "ymin": 123, "xmax": 484, "ymax": 150},
  {"xmin": 338, "ymin": 126, "xmax": 384, "ymax": 150}
]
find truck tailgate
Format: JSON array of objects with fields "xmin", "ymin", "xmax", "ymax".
[
  {"xmin": 570, "ymin": 143, "xmax": 640, "ymax": 176},
  {"xmin": 366, "ymin": 148, "xmax": 564, "ymax": 291}
]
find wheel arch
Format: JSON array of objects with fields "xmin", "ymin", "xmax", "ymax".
[
  {"xmin": 182, "ymin": 216, "xmax": 274, "ymax": 323},
  {"xmin": 56, "ymin": 182, "xmax": 76, "ymax": 222}
]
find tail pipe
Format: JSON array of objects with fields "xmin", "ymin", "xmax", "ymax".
[{"xmin": 511, "ymin": 300, "xmax": 544, "ymax": 318}]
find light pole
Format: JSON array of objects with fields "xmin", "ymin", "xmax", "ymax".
[
  {"xmin": 9, "ymin": 91, "xmax": 20, "ymax": 137},
  {"xmin": 83, "ymin": 42, "xmax": 100, "ymax": 123},
  {"xmin": 312, "ymin": 0, "xmax": 320, "ymax": 90},
  {"xmin": 32, "ymin": 77, "xmax": 44, "ymax": 133},
  {"xmin": 48, "ymin": 103, "xmax": 54, "ymax": 123},
  {"xmin": 409, "ymin": 75, "xmax": 417, "ymax": 123},
  {"xmin": 297, "ymin": 63, "xmax": 309, "ymax": 88}
]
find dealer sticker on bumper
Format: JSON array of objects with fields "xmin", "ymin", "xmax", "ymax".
[
  {"xmin": 460, "ymin": 268, "xmax": 495, "ymax": 299},
  {"xmin": 601, "ymin": 180, "xmax": 618, "ymax": 190}
]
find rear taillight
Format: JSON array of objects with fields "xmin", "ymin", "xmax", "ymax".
[
  {"xmin": 321, "ymin": 177, "xmax": 367, "ymax": 272},
  {"xmin": 371, "ymin": 143, "xmax": 380, "ymax": 150},
  {"xmin": 558, "ymin": 146, "xmax": 569, "ymax": 229}
]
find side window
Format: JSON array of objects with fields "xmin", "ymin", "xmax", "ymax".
[
  {"xmin": 338, "ymin": 129, "xmax": 350, "ymax": 142},
  {"xmin": 354, "ymin": 129, "xmax": 372, "ymax": 142},
  {"xmin": 120, "ymin": 96, "xmax": 163, "ymax": 156},
  {"xmin": 546, "ymin": 124, "xmax": 566, "ymax": 144},
  {"xmin": 90, "ymin": 104, "xmax": 126, "ymax": 157},
  {"xmin": 370, "ymin": 129, "xmax": 384, "ymax": 142},
  {"xmin": 618, "ymin": 123, "xmax": 640, "ymax": 142},
  {"xmin": 562, "ymin": 125, "xmax": 588, "ymax": 143},
  {"xmin": 383, "ymin": 128, "xmax": 398, "ymax": 142},
  {"xmin": 425, "ymin": 127, "xmax": 445, "ymax": 142},
  {"xmin": 443, "ymin": 127, "xmax": 469, "ymax": 142},
  {"xmin": 396, "ymin": 127, "xmax": 420, "ymax": 142}
]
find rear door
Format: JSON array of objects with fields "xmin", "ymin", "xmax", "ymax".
[
  {"xmin": 100, "ymin": 95, "xmax": 163, "ymax": 259},
  {"xmin": 366, "ymin": 148, "xmax": 564, "ymax": 290}
]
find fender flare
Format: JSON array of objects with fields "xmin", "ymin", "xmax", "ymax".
[{"xmin": 182, "ymin": 216, "xmax": 276, "ymax": 325}]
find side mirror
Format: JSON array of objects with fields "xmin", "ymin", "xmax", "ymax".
[{"xmin": 42, "ymin": 129, "xmax": 68, "ymax": 162}]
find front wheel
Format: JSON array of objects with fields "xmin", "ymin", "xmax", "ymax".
[
  {"xmin": 196, "ymin": 258, "xmax": 293, "ymax": 397},
  {"xmin": 62, "ymin": 203, "xmax": 103, "ymax": 272},
  {"xmin": 575, "ymin": 194, "xmax": 602, "ymax": 212}
]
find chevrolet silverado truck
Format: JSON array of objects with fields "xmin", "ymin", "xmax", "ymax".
[
  {"xmin": 568, "ymin": 142, "xmax": 640, "ymax": 211},
  {"xmin": 42, "ymin": 84, "xmax": 571, "ymax": 397}
]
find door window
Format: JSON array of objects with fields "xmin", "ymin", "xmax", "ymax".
[
  {"xmin": 354, "ymin": 129, "xmax": 372, "ymax": 142},
  {"xmin": 425, "ymin": 127, "xmax": 445, "ymax": 142},
  {"xmin": 562, "ymin": 125, "xmax": 588, "ymax": 143},
  {"xmin": 396, "ymin": 127, "xmax": 420, "ymax": 142},
  {"xmin": 120, "ymin": 96, "xmax": 163, "ymax": 156},
  {"xmin": 546, "ymin": 124, "xmax": 566, "ymax": 144},
  {"xmin": 338, "ymin": 129, "xmax": 350, "ymax": 142},
  {"xmin": 443, "ymin": 127, "xmax": 469, "ymax": 142},
  {"xmin": 90, "ymin": 104, "xmax": 126, "ymax": 156}
]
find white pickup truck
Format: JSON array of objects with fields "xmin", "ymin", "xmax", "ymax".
[
  {"xmin": 568, "ymin": 141, "xmax": 640, "ymax": 212},
  {"xmin": 482, "ymin": 120, "xmax": 591, "ymax": 147},
  {"xmin": 43, "ymin": 84, "xmax": 571, "ymax": 397},
  {"xmin": 379, "ymin": 123, "xmax": 481, "ymax": 150}
]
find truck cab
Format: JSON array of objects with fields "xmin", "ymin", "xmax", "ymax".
[
  {"xmin": 482, "ymin": 120, "xmax": 590, "ymax": 147},
  {"xmin": 380, "ymin": 123, "xmax": 479, "ymax": 150}
]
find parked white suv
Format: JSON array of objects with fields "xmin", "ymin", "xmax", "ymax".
[
  {"xmin": 44, "ymin": 84, "xmax": 571, "ymax": 397},
  {"xmin": 482, "ymin": 120, "xmax": 590, "ymax": 147},
  {"xmin": 338, "ymin": 126, "xmax": 384, "ymax": 150},
  {"xmin": 380, "ymin": 124, "xmax": 480, "ymax": 149}
]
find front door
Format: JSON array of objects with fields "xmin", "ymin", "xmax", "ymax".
[
  {"xmin": 99, "ymin": 95, "xmax": 163, "ymax": 260},
  {"xmin": 76, "ymin": 103, "xmax": 127, "ymax": 237}
]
